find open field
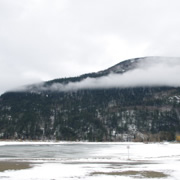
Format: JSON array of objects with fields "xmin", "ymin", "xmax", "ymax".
[{"xmin": 0, "ymin": 142, "xmax": 179, "ymax": 179}]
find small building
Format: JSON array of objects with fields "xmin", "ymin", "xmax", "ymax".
[{"xmin": 176, "ymin": 133, "xmax": 180, "ymax": 142}]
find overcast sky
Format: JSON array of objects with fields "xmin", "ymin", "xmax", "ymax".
[{"xmin": 1, "ymin": 0, "xmax": 180, "ymax": 94}]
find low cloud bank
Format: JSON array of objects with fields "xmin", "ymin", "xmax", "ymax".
[
  {"xmin": 16, "ymin": 57, "xmax": 180, "ymax": 92},
  {"xmin": 39, "ymin": 57, "xmax": 180, "ymax": 91}
]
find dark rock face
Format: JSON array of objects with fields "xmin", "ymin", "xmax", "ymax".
[{"xmin": 0, "ymin": 57, "xmax": 180, "ymax": 141}]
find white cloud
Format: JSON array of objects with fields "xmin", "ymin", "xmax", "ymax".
[
  {"xmin": 1, "ymin": 0, "xmax": 180, "ymax": 94},
  {"xmin": 29, "ymin": 57, "xmax": 180, "ymax": 92}
]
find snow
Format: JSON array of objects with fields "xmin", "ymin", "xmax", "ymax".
[
  {"xmin": 0, "ymin": 142, "xmax": 180, "ymax": 179},
  {"xmin": 0, "ymin": 141, "xmax": 142, "ymax": 146}
]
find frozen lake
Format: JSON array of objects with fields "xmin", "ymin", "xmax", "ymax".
[{"xmin": 0, "ymin": 142, "xmax": 180, "ymax": 179}]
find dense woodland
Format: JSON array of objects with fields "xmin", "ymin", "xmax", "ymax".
[
  {"xmin": 0, "ymin": 87, "xmax": 180, "ymax": 141},
  {"xmin": 0, "ymin": 58, "xmax": 180, "ymax": 141}
]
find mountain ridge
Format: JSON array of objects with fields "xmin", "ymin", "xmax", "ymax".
[
  {"xmin": 6, "ymin": 56, "xmax": 180, "ymax": 94},
  {"xmin": 0, "ymin": 57, "xmax": 180, "ymax": 141}
]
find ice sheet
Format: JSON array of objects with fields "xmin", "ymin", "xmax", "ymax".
[{"xmin": 0, "ymin": 142, "xmax": 179, "ymax": 180}]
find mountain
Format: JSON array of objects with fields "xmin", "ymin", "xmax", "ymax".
[{"xmin": 0, "ymin": 57, "xmax": 180, "ymax": 141}]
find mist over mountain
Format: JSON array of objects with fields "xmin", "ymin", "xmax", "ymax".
[
  {"xmin": 14, "ymin": 56, "xmax": 180, "ymax": 93},
  {"xmin": 0, "ymin": 57, "xmax": 180, "ymax": 141}
]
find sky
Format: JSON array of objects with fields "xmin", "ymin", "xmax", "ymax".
[{"xmin": 1, "ymin": 0, "xmax": 180, "ymax": 94}]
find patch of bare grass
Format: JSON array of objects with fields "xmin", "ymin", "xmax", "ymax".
[
  {"xmin": 91, "ymin": 170, "xmax": 168, "ymax": 178},
  {"xmin": 0, "ymin": 161, "xmax": 32, "ymax": 172}
]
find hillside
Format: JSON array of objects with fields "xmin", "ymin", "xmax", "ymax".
[{"xmin": 0, "ymin": 57, "xmax": 180, "ymax": 141}]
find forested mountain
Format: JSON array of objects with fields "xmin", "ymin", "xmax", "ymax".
[{"xmin": 0, "ymin": 57, "xmax": 180, "ymax": 141}]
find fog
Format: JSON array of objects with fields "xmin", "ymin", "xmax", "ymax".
[
  {"xmin": 1, "ymin": 1, "xmax": 180, "ymax": 94},
  {"xmin": 27, "ymin": 57, "xmax": 180, "ymax": 92}
]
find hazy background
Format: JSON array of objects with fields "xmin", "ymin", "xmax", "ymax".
[{"xmin": 1, "ymin": 0, "xmax": 180, "ymax": 94}]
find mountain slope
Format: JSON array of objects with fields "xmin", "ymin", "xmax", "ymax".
[
  {"xmin": 0, "ymin": 57, "xmax": 180, "ymax": 141},
  {"xmin": 27, "ymin": 56, "xmax": 142, "ymax": 90}
]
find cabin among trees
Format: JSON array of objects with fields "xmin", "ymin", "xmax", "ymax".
[{"xmin": 176, "ymin": 133, "xmax": 180, "ymax": 142}]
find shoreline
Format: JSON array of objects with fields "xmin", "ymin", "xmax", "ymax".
[
  {"xmin": 0, "ymin": 140, "xmax": 177, "ymax": 146},
  {"xmin": 0, "ymin": 140, "xmax": 145, "ymax": 146}
]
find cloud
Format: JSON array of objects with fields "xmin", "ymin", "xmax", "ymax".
[
  {"xmin": 21, "ymin": 57, "xmax": 180, "ymax": 92},
  {"xmin": 1, "ymin": 0, "xmax": 180, "ymax": 94}
]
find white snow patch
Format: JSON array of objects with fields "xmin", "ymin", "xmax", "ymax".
[{"xmin": 0, "ymin": 142, "xmax": 180, "ymax": 179}]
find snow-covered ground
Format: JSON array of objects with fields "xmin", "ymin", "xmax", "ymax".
[{"xmin": 0, "ymin": 142, "xmax": 180, "ymax": 180}]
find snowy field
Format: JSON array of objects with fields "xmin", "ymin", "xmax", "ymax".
[{"xmin": 0, "ymin": 141, "xmax": 180, "ymax": 180}]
